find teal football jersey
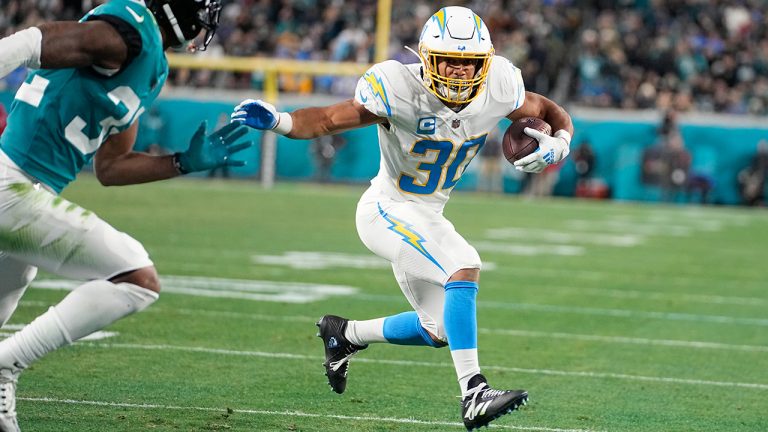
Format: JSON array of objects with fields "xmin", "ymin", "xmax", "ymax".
[{"xmin": 0, "ymin": 0, "xmax": 168, "ymax": 193}]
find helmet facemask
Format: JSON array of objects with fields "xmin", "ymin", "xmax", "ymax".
[
  {"xmin": 418, "ymin": 47, "xmax": 494, "ymax": 104},
  {"xmin": 148, "ymin": 0, "xmax": 222, "ymax": 51},
  {"xmin": 192, "ymin": 0, "xmax": 222, "ymax": 51},
  {"xmin": 415, "ymin": 6, "xmax": 494, "ymax": 105}
]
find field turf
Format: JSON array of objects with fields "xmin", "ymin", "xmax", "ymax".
[{"xmin": 8, "ymin": 176, "xmax": 767, "ymax": 432}]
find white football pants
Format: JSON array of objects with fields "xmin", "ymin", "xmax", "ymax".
[
  {"xmin": 0, "ymin": 150, "xmax": 153, "ymax": 325},
  {"xmin": 355, "ymin": 184, "xmax": 482, "ymax": 343}
]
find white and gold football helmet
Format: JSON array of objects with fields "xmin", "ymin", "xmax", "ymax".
[{"xmin": 416, "ymin": 6, "xmax": 494, "ymax": 104}]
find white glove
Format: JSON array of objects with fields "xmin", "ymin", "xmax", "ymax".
[{"xmin": 514, "ymin": 128, "xmax": 571, "ymax": 173}]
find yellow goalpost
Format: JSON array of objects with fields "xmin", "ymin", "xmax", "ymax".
[{"xmin": 166, "ymin": 0, "xmax": 392, "ymax": 187}]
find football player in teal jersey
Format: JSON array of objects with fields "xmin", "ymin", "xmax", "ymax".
[{"xmin": 0, "ymin": 1, "xmax": 251, "ymax": 430}]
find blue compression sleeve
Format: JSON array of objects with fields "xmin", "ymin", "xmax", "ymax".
[
  {"xmin": 383, "ymin": 311, "xmax": 442, "ymax": 347},
  {"xmin": 444, "ymin": 281, "xmax": 478, "ymax": 351}
]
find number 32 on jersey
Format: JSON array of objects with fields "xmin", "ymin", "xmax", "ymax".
[{"xmin": 398, "ymin": 134, "xmax": 487, "ymax": 195}]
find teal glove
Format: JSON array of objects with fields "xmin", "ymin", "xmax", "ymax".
[{"xmin": 175, "ymin": 121, "xmax": 252, "ymax": 174}]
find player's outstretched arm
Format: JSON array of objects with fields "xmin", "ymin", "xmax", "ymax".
[
  {"xmin": 507, "ymin": 92, "xmax": 575, "ymax": 173},
  {"xmin": 94, "ymin": 121, "xmax": 252, "ymax": 186},
  {"xmin": 231, "ymin": 99, "xmax": 384, "ymax": 140},
  {"xmin": 0, "ymin": 21, "xmax": 127, "ymax": 79}
]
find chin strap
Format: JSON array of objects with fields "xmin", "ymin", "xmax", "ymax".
[
  {"xmin": 162, "ymin": 3, "xmax": 187, "ymax": 47},
  {"xmin": 405, "ymin": 45, "xmax": 432, "ymax": 88},
  {"xmin": 404, "ymin": 45, "xmax": 420, "ymax": 59},
  {"xmin": 406, "ymin": 45, "xmax": 482, "ymax": 104}
]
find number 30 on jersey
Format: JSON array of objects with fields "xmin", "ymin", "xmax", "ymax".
[{"xmin": 398, "ymin": 135, "xmax": 487, "ymax": 195}]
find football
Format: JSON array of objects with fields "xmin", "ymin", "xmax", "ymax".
[{"xmin": 502, "ymin": 117, "xmax": 552, "ymax": 163}]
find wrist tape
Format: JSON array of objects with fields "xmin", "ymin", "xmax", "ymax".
[
  {"xmin": 554, "ymin": 129, "xmax": 572, "ymax": 146},
  {"xmin": 273, "ymin": 112, "xmax": 293, "ymax": 135}
]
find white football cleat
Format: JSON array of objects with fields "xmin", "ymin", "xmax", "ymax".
[{"xmin": 0, "ymin": 368, "xmax": 21, "ymax": 432}]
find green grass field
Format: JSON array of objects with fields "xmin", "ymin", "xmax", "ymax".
[{"xmin": 8, "ymin": 176, "xmax": 767, "ymax": 432}]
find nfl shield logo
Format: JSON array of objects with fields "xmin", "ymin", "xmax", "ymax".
[{"xmin": 452, "ymin": 119, "xmax": 461, "ymax": 128}]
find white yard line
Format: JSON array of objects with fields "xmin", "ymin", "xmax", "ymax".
[
  {"xmin": 478, "ymin": 328, "xmax": 768, "ymax": 353},
  {"xmin": 145, "ymin": 308, "xmax": 768, "ymax": 353},
  {"xmin": 22, "ymin": 289, "xmax": 768, "ymax": 328},
  {"xmin": 17, "ymin": 301, "xmax": 49, "ymax": 308},
  {"xmin": 565, "ymin": 220, "xmax": 696, "ymax": 236},
  {"xmin": 0, "ymin": 327, "xmax": 117, "ymax": 341},
  {"xmin": 27, "ymin": 276, "xmax": 765, "ymax": 326},
  {"xmin": 154, "ymin": 308, "xmax": 317, "ymax": 323},
  {"xmin": 538, "ymin": 287, "xmax": 768, "ymax": 307},
  {"xmin": 484, "ymin": 228, "xmax": 644, "ymax": 247},
  {"xmin": 476, "ymin": 300, "xmax": 768, "ymax": 326},
  {"xmin": 78, "ymin": 342, "xmax": 768, "ymax": 390},
  {"xmin": 352, "ymin": 294, "xmax": 768, "ymax": 326},
  {"xmin": 473, "ymin": 241, "xmax": 585, "ymax": 256},
  {"xmin": 18, "ymin": 397, "xmax": 600, "ymax": 432},
  {"xmin": 30, "ymin": 277, "xmax": 359, "ymax": 304},
  {"xmin": 486, "ymin": 266, "xmax": 765, "ymax": 289}
]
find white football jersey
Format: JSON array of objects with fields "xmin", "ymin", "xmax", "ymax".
[{"xmin": 354, "ymin": 55, "xmax": 525, "ymax": 209}]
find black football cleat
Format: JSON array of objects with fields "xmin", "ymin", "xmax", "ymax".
[
  {"xmin": 461, "ymin": 374, "xmax": 528, "ymax": 431},
  {"xmin": 316, "ymin": 315, "xmax": 367, "ymax": 394}
]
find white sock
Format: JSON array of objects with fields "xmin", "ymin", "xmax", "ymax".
[
  {"xmin": 0, "ymin": 280, "xmax": 158, "ymax": 369},
  {"xmin": 344, "ymin": 318, "xmax": 387, "ymax": 346},
  {"xmin": 0, "ymin": 306, "xmax": 69, "ymax": 369},
  {"xmin": 52, "ymin": 281, "xmax": 158, "ymax": 341},
  {"xmin": 451, "ymin": 348, "xmax": 481, "ymax": 395}
]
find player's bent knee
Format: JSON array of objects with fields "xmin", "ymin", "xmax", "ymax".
[
  {"xmin": 110, "ymin": 266, "xmax": 161, "ymax": 294},
  {"xmin": 448, "ymin": 267, "xmax": 480, "ymax": 283},
  {"xmin": 424, "ymin": 328, "xmax": 448, "ymax": 348}
]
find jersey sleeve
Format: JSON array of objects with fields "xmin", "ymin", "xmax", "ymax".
[
  {"xmin": 491, "ymin": 56, "xmax": 526, "ymax": 112},
  {"xmin": 80, "ymin": 1, "xmax": 154, "ymax": 75},
  {"xmin": 86, "ymin": 14, "xmax": 143, "ymax": 71},
  {"xmin": 354, "ymin": 62, "xmax": 397, "ymax": 119}
]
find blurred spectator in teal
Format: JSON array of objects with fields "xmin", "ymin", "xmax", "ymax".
[
  {"xmin": 135, "ymin": 106, "xmax": 165, "ymax": 154},
  {"xmin": 573, "ymin": 139, "xmax": 610, "ymax": 199},
  {"xmin": 685, "ymin": 172, "xmax": 715, "ymax": 205},
  {"xmin": 209, "ymin": 112, "xmax": 234, "ymax": 178},
  {"xmin": 738, "ymin": 140, "xmax": 768, "ymax": 206},
  {"xmin": 659, "ymin": 131, "xmax": 692, "ymax": 202},
  {"xmin": 574, "ymin": 140, "xmax": 595, "ymax": 181},
  {"xmin": 312, "ymin": 134, "xmax": 345, "ymax": 183},
  {"xmin": 642, "ymin": 110, "xmax": 693, "ymax": 202},
  {"xmin": 477, "ymin": 129, "xmax": 503, "ymax": 193},
  {"xmin": 4, "ymin": 0, "xmax": 768, "ymax": 115}
]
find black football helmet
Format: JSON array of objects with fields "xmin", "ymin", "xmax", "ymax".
[{"xmin": 146, "ymin": 0, "xmax": 222, "ymax": 50}]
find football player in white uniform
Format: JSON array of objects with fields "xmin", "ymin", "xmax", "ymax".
[{"xmin": 232, "ymin": 6, "xmax": 573, "ymax": 430}]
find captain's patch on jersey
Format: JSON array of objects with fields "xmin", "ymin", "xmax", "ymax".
[{"xmin": 417, "ymin": 117, "xmax": 437, "ymax": 134}]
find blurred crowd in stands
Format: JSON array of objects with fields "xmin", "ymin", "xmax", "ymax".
[{"xmin": 2, "ymin": 0, "xmax": 768, "ymax": 115}]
